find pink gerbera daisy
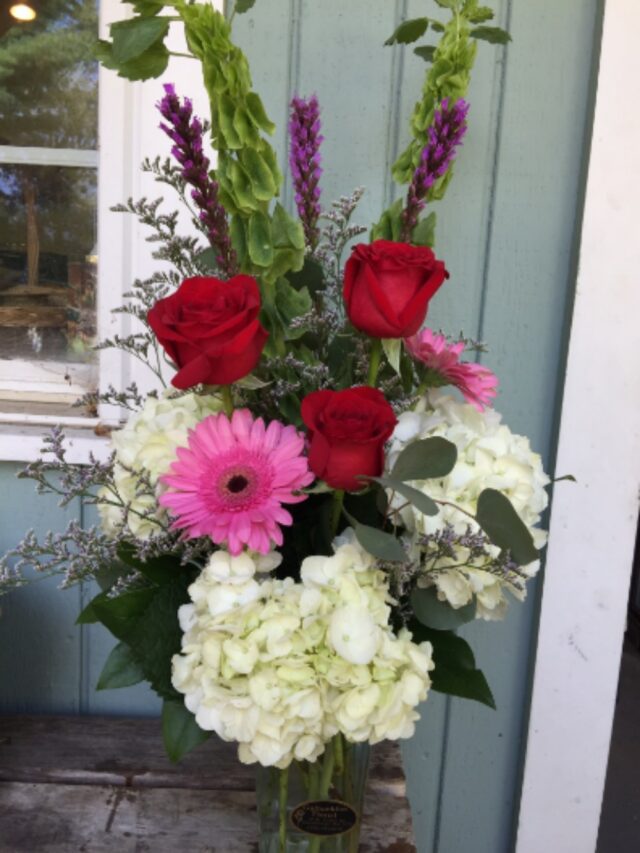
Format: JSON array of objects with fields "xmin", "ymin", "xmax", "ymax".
[
  {"xmin": 160, "ymin": 409, "xmax": 314, "ymax": 555},
  {"xmin": 405, "ymin": 328, "xmax": 499, "ymax": 411}
]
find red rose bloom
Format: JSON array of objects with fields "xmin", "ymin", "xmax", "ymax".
[
  {"xmin": 343, "ymin": 240, "xmax": 448, "ymax": 338},
  {"xmin": 301, "ymin": 387, "xmax": 398, "ymax": 491},
  {"xmin": 147, "ymin": 275, "xmax": 268, "ymax": 389}
]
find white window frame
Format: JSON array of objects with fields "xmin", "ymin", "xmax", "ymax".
[
  {"xmin": 0, "ymin": 0, "xmax": 221, "ymax": 462},
  {"xmin": 516, "ymin": 1, "xmax": 640, "ymax": 850}
]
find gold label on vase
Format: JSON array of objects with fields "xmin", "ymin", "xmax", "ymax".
[{"xmin": 290, "ymin": 800, "xmax": 358, "ymax": 837}]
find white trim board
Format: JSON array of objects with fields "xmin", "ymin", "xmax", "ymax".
[{"xmin": 516, "ymin": 1, "xmax": 640, "ymax": 850}]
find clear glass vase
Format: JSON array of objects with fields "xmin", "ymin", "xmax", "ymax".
[{"xmin": 256, "ymin": 735, "xmax": 370, "ymax": 852}]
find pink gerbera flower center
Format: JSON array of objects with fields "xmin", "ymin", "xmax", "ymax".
[{"xmin": 159, "ymin": 409, "xmax": 314, "ymax": 555}]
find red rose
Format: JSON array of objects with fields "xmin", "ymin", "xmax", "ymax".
[
  {"xmin": 343, "ymin": 240, "xmax": 448, "ymax": 338},
  {"xmin": 301, "ymin": 387, "xmax": 398, "ymax": 491},
  {"xmin": 147, "ymin": 275, "xmax": 268, "ymax": 389}
]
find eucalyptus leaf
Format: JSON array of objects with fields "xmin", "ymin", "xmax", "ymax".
[
  {"xmin": 391, "ymin": 436, "xmax": 457, "ymax": 482},
  {"xmin": 470, "ymin": 26, "xmax": 511, "ymax": 44},
  {"xmin": 162, "ymin": 700, "xmax": 211, "ymax": 763},
  {"xmin": 351, "ymin": 521, "xmax": 406, "ymax": 563},
  {"xmin": 411, "ymin": 587, "xmax": 476, "ymax": 630},
  {"xmin": 476, "ymin": 488, "xmax": 539, "ymax": 565},
  {"xmin": 97, "ymin": 642, "xmax": 145, "ymax": 690},
  {"xmin": 385, "ymin": 17, "xmax": 429, "ymax": 46},
  {"xmin": 364, "ymin": 476, "xmax": 439, "ymax": 517}
]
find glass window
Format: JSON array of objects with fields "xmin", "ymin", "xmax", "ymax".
[{"xmin": 0, "ymin": 0, "xmax": 98, "ymax": 378}]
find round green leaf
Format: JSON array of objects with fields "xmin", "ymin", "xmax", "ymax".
[
  {"xmin": 391, "ymin": 436, "xmax": 457, "ymax": 482},
  {"xmin": 476, "ymin": 488, "xmax": 539, "ymax": 565},
  {"xmin": 411, "ymin": 586, "xmax": 477, "ymax": 631}
]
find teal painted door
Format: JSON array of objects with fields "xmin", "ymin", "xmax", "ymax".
[{"xmin": 0, "ymin": 1, "xmax": 601, "ymax": 850}]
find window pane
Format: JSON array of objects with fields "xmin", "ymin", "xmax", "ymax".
[
  {"xmin": 0, "ymin": 164, "xmax": 97, "ymax": 362},
  {"xmin": 0, "ymin": 0, "xmax": 98, "ymax": 150}
]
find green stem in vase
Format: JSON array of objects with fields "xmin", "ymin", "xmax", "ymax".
[
  {"xmin": 367, "ymin": 338, "xmax": 382, "ymax": 386},
  {"xmin": 278, "ymin": 766, "xmax": 289, "ymax": 853},
  {"xmin": 221, "ymin": 384, "xmax": 234, "ymax": 416},
  {"xmin": 334, "ymin": 734, "xmax": 345, "ymax": 799},
  {"xmin": 330, "ymin": 490, "xmax": 344, "ymax": 538}
]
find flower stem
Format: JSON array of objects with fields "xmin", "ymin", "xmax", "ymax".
[
  {"xmin": 278, "ymin": 766, "xmax": 289, "ymax": 853},
  {"xmin": 331, "ymin": 490, "xmax": 345, "ymax": 537},
  {"xmin": 367, "ymin": 339, "xmax": 382, "ymax": 387},
  {"xmin": 221, "ymin": 385, "xmax": 234, "ymax": 416}
]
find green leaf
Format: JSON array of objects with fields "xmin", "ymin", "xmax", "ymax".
[
  {"xmin": 92, "ymin": 588, "xmax": 157, "ymax": 641},
  {"xmin": 411, "ymin": 212, "xmax": 437, "ymax": 246},
  {"xmin": 409, "ymin": 622, "xmax": 496, "ymax": 709},
  {"xmin": 247, "ymin": 211, "xmax": 274, "ymax": 267},
  {"xmin": 287, "ymin": 257, "xmax": 325, "ymax": 296},
  {"xmin": 272, "ymin": 203, "xmax": 305, "ymax": 251},
  {"xmin": 466, "ymin": 5, "xmax": 495, "ymax": 24},
  {"xmin": 385, "ymin": 17, "xmax": 429, "ymax": 46},
  {"xmin": 476, "ymin": 488, "xmax": 539, "ymax": 566},
  {"xmin": 76, "ymin": 595, "xmax": 100, "ymax": 625},
  {"xmin": 245, "ymin": 92, "xmax": 276, "ymax": 135},
  {"xmin": 127, "ymin": 0, "xmax": 164, "ymax": 15},
  {"xmin": 275, "ymin": 278, "xmax": 312, "ymax": 339},
  {"xmin": 414, "ymin": 45, "xmax": 437, "ymax": 63},
  {"xmin": 97, "ymin": 642, "xmax": 145, "ymax": 690},
  {"xmin": 196, "ymin": 247, "xmax": 218, "ymax": 272},
  {"xmin": 411, "ymin": 587, "xmax": 476, "ymax": 631},
  {"xmin": 218, "ymin": 95, "xmax": 243, "ymax": 149},
  {"xmin": 162, "ymin": 700, "xmax": 211, "ymax": 763},
  {"xmin": 470, "ymin": 26, "xmax": 511, "ymax": 44},
  {"xmin": 110, "ymin": 17, "xmax": 170, "ymax": 64},
  {"xmin": 240, "ymin": 148, "xmax": 277, "ymax": 201},
  {"xmin": 391, "ymin": 436, "xmax": 457, "ymax": 482},
  {"xmin": 96, "ymin": 39, "xmax": 169, "ymax": 81},
  {"xmin": 350, "ymin": 520, "xmax": 406, "ymax": 563},
  {"xmin": 382, "ymin": 338, "xmax": 402, "ymax": 375},
  {"xmin": 434, "ymin": 0, "xmax": 457, "ymax": 9},
  {"xmin": 235, "ymin": 0, "xmax": 257, "ymax": 13},
  {"xmin": 116, "ymin": 542, "xmax": 185, "ymax": 586},
  {"xmin": 367, "ymin": 476, "xmax": 439, "ymax": 517}
]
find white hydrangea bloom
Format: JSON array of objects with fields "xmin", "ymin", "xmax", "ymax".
[
  {"xmin": 98, "ymin": 391, "xmax": 222, "ymax": 539},
  {"xmin": 171, "ymin": 538, "xmax": 433, "ymax": 768},
  {"xmin": 387, "ymin": 391, "xmax": 550, "ymax": 620}
]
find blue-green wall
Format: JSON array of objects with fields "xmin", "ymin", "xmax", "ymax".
[{"xmin": 0, "ymin": 1, "xmax": 601, "ymax": 850}]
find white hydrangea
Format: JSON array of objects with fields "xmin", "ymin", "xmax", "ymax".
[
  {"xmin": 172, "ymin": 537, "xmax": 433, "ymax": 768},
  {"xmin": 388, "ymin": 392, "xmax": 550, "ymax": 620},
  {"xmin": 99, "ymin": 391, "xmax": 223, "ymax": 539}
]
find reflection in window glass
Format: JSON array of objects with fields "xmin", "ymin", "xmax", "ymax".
[
  {"xmin": 0, "ymin": 0, "xmax": 98, "ymax": 149},
  {"xmin": 0, "ymin": 165, "xmax": 97, "ymax": 362},
  {"xmin": 0, "ymin": 0, "xmax": 98, "ymax": 366}
]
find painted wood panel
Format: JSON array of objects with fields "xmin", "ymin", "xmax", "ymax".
[{"xmin": 0, "ymin": 1, "xmax": 601, "ymax": 851}]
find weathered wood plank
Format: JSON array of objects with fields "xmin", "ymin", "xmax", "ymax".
[
  {"xmin": 0, "ymin": 716, "xmax": 415, "ymax": 852},
  {"xmin": 0, "ymin": 715, "xmax": 406, "ymax": 795},
  {"xmin": 0, "ymin": 781, "xmax": 415, "ymax": 853}
]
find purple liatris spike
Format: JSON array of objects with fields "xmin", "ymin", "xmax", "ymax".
[
  {"xmin": 288, "ymin": 94, "xmax": 323, "ymax": 249},
  {"xmin": 157, "ymin": 84, "xmax": 237, "ymax": 277},
  {"xmin": 401, "ymin": 98, "xmax": 470, "ymax": 242}
]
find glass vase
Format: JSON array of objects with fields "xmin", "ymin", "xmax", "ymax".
[{"xmin": 256, "ymin": 735, "xmax": 370, "ymax": 852}]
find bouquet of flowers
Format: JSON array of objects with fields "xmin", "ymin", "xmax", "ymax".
[{"xmin": 1, "ymin": 1, "xmax": 553, "ymax": 849}]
